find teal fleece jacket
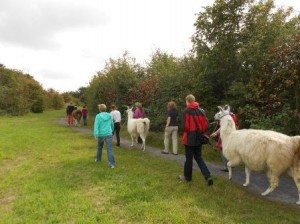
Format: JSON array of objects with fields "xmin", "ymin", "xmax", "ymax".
[{"xmin": 94, "ymin": 112, "xmax": 114, "ymax": 137}]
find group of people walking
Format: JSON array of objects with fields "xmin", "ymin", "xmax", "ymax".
[
  {"xmin": 93, "ymin": 103, "xmax": 146, "ymax": 168},
  {"xmin": 71, "ymin": 93, "xmax": 239, "ymax": 187},
  {"xmin": 162, "ymin": 94, "xmax": 213, "ymax": 186},
  {"xmin": 66, "ymin": 102, "xmax": 88, "ymax": 126}
]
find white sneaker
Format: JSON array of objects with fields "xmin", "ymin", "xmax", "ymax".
[{"xmin": 110, "ymin": 165, "xmax": 115, "ymax": 169}]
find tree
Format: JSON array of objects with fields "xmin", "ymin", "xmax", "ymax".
[
  {"xmin": 44, "ymin": 89, "xmax": 65, "ymax": 110},
  {"xmin": 192, "ymin": 0, "xmax": 300, "ymax": 128},
  {"xmin": 248, "ymin": 35, "xmax": 300, "ymax": 134},
  {"xmin": 85, "ymin": 52, "xmax": 142, "ymax": 116},
  {"xmin": 193, "ymin": 0, "xmax": 252, "ymax": 102},
  {"xmin": 0, "ymin": 66, "xmax": 45, "ymax": 115}
]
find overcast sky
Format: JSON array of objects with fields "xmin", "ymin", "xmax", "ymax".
[{"xmin": 0, "ymin": 0, "xmax": 299, "ymax": 92}]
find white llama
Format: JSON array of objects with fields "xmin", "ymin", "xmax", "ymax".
[
  {"xmin": 214, "ymin": 106, "xmax": 300, "ymax": 205},
  {"xmin": 126, "ymin": 107, "xmax": 150, "ymax": 151}
]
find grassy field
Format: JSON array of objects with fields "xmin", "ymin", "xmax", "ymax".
[{"xmin": 0, "ymin": 110, "xmax": 299, "ymax": 223}]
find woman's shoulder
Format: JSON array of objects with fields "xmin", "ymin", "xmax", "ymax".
[{"xmin": 169, "ymin": 108, "xmax": 178, "ymax": 114}]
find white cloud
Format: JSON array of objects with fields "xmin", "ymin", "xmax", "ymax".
[{"xmin": 0, "ymin": 0, "xmax": 108, "ymax": 49}]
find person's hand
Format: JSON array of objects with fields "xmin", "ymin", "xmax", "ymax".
[{"xmin": 210, "ymin": 132, "xmax": 217, "ymax": 138}]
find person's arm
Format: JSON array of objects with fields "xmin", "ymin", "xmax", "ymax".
[
  {"xmin": 210, "ymin": 128, "xmax": 220, "ymax": 138},
  {"xmin": 94, "ymin": 116, "xmax": 99, "ymax": 138},
  {"xmin": 165, "ymin": 116, "xmax": 171, "ymax": 130},
  {"xmin": 111, "ymin": 115, "xmax": 114, "ymax": 133}
]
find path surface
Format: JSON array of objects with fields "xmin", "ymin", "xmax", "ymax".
[{"xmin": 59, "ymin": 118, "xmax": 299, "ymax": 208}]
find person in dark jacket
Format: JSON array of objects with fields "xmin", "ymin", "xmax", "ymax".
[
  {"xmin": 178, "ymin": 94, "xmax": 213, "ymax": 186},
  {"xmin": 66, "ymin": 102, "xmax": 75, "ymax": 126}
]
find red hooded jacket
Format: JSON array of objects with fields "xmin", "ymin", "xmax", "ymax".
[{"xmin": 182, "ymin": 102, "xmax": 209, "ymax": 146}]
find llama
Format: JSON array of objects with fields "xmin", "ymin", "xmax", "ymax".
[
  {"xmin": 72, "ymin": 109, "xmax": 82, "ymax": 127},
  {"xmin": 214, "ymin": 105, "xmax": 300, "ymax": 205},
  {"xmin": 126, "ymin": 107, "xmax": 150, "ymax": 151}
]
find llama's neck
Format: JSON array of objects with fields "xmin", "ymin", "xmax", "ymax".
[
  {"xmin": 220, "ymin": 115, "xmax": 236, "ymax": 139},
  {"xmin": 127, "ymin": 111, "xmax": 134, "ymax": 120}
]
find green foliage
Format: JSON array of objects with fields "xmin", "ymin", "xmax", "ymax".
[
  {"xmin": 192, "ymin": 0, "xmax": 300, "ymax": 131},
  {"xmin": 0, "ymin": 66, "xmax": 45, "ymax": 115},
  {"xmin": 44, "ymin": 89, "xmax": 65, "ymax": 110},
  {"xmin": 248, "ymin": 35, "xmax": 300, "ymax": 134},
  {"xmin": 63, "ymin": 87, "xmax": 87, "ymax": 105},
  {"xmin": 84, "ymin": 0, "xmax": 300, "ymax": 135},
  {"xmin": 85, "ymin": 52, "xmax": 141, "ymax": 116}
]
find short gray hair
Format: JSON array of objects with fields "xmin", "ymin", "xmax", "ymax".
[{"xmin": 98, "ymin": 104, "xmax": 107, "ymax": 112}]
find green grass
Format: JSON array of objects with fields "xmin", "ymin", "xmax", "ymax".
[{"xmin": 0, "ymin": 110, "xmax": 299, "ymax": 223}]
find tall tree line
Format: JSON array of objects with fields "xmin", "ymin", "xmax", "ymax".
[
  {"xmin": 84, "ymin": 0, "xmax": 300, "ymax": 134},
  {"xmin": 0, "ymin": 65, "xmax": 67, "ymax": 115}
]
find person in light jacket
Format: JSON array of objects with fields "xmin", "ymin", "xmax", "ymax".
[
  {"xmin": 110, "ymin": 104, "xmax": 121, "ymax": 147},
  {"xmin": 94, "ymin": 104, "xmax": 115, "ymax": 168}
]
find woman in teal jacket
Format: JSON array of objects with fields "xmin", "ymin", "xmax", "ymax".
[{"xmin": 94, "ymin": 104, "xmax": 115, "ymax": 168}]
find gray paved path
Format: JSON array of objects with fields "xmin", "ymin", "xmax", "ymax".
[{"xmin": 59, "ymin": 118, "xmax": 299, "ymax": 208}]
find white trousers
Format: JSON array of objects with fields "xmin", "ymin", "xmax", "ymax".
[{"xmin": 163, "ymin": 126, "xmax": 178, "ymax": 154}]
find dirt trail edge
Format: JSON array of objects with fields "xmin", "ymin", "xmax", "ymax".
[{"xmin": 59, "ymin": 118, "xmax": 299, "ymax": 208}]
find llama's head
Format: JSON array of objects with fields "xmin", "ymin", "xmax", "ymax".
[
  {"xmin": 214, "ymin": 105, "xmax": 231, "ymax": 121},
  {"xmin": 126, "ymin": 107, "xmax": 134, "ymax": 119}
]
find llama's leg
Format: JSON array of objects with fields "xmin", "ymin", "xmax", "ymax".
[
  {"xmin": 227, "ymin": 157, "xmax": 242, "ymax": 180},
  {"xmin": 290, "ymin": 166, "xmax": 300, "ymax": 205},
  {"xmin": 228, "ymin": 165, "xmax": 232, "ymax": 180},
  {"xmin": 261, "ymin": 170, "xmax": 279, "ymax": 196},
  {"xmin": 130, "ymin": 135, "xmax": 134, "ymax": 147},
  {"xmin": 140, "ymin": 135, "xmax": 146, "ymax": 151},
  {"xmin": 243, "ymin": 166, "xmax": 251, "ymax": 186}
]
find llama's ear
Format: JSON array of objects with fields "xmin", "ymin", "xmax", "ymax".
[
  {"xmin": 217, "ymin": 106, "xmax": 223, "ymax": 111},
  {"xmin": 225, "ymin": 105, "xmax": 231, "ymax": 113}
]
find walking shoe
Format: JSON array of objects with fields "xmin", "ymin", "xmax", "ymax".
[
  {"xmin": 161, "ymin": 151, "xmax": 169, "ymax": 154},
  {"xmin": 206, "ymin": 177, "xmax": 213, "ymax": 186},
  {"xmin": 110, "ymin": 165, "xmax": 115, "ymax": 169},
  {"xmin": 172, "ymin": 153, "xmax": 178, "ymax": 155},
  {"xmin": 178, "ymin": 175, "xmax": 187, "ymax": 182}
]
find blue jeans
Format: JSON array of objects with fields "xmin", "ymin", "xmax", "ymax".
[
  {"xmin": 96, "ymin": 135, "xmax": 115, "ymax": 166},
  {"xmin": 184, "ymin": 145, "xmax": 211, "ymax": 181}
]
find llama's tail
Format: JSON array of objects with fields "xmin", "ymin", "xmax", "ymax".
[
  {"xmin": 143, "ymin": 119, "xmax": 150, "ymax": 134},
  {"xmin": 291, "ymin": 136, "xmax": 300, "ymax": 156}
]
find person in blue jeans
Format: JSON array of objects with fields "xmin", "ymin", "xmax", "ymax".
[{"xmin": 94, "ymin": 104, "xmax": 115, "ymax": 168}]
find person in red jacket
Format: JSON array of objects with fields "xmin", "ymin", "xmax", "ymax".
[{"xmin": 178, "ymin": 94, "xmax": 213, "ymax": 186}]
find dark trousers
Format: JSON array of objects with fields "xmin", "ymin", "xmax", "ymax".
[
  {"xmin": 184, "ymin": 145, "xmax": 211, "ymax": 181},
  {"xmin": 114, "ymin": 122, "xmax": 120, "ymax": 146},
  {"xmin": 83, "ymin": 115, "xmax": 87, "ymax": 125}
]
